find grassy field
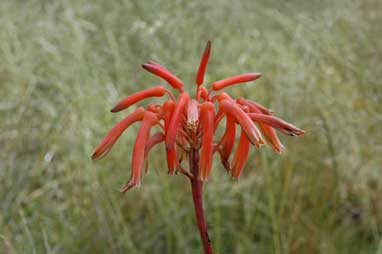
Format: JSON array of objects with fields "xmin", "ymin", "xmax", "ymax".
[{"xmin": 1, "ymin": 0, "xmax": 381, "ymax": 253}]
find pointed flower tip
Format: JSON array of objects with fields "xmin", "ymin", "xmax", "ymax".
[
  {"xmin": 91, "ymin": 152, "xmax": 101, "ymax": 161},
  {"xmin": 275, "ymin": 144, "xmax": 285, "ymax": 153},
  {"xmin": 254, "ymin": 72, "xmax": 262, "ymax": 78},
  {"xmin": 142, "ymin": 63, "xmax": 151, "ymax": 69},
  {"xmin": 297, "ymin": 129, "xmax": 305, "ymax": 136},
  {"xmin": 119, "ymin": 182, "xmax": 139, "ymax": 193},
  {"xmin": 286, "ymin": 126, "xmax": 305, "ymax": 136},
  {"xmin": 248, "ymin": 113, "xmax": 304, "ymax": 138},
  {"xmin": 257, "ymin": 138, "xmax": 266, "ymax": 147},
  {"xmin": 110, "ymin": 104, "xmax": 125, "ymax": 112},
  {"xmin": 205, "ymin": 40, "xmax": 212, "ymax": 54},
  {"xmin": 198, "ymin": 176, "xmax": 209, "ymax": 182}
]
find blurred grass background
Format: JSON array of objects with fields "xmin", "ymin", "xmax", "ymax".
[{"xmin": 1, "ymin": 0, "xmax": 381, "ymax": 253}]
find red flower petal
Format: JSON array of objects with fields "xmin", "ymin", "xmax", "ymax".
[
  {"xmin": 212, "ymin": 73, "xmax": 262, "ymax": 91},
  {"xmin": 248, "ymin": 113, "xmax": 305, "ymax": 136},
  {"xmin": 231, "ymin": 130, "xmax": 251, "ymax": 179},
  {"xmin": 163, "ymin": 100, "xmax": 179, "ymax": 174},
  {"xmin": 142, "ymin": 63, "xmax": 184, "ymax": 90},
  {"xmin": 195, "ymin": 41, "xmax": 211, "ymax": 86},
  {"xmin": 111, "ymin": 86, "xmax": 166, "ymax": 112},
  {"xmin": 236, "ymin": 98, "xmax": 284, "ymax": 153},
  {"xmin": 199, "ymin": 102, "xmax": 215, "ymax": 180},
  {"xmin": 218, "ymin": 115, "xmax": 236, "ymax": 167},
  {"xmin": 219, "ymin": 99, "xmax": 264, "ymax": 146},
  {"xmin": 165, "ymin": 92, "xmax": 190, "ymax": 151},
  {"xmin": 120, "ymin": 111, "xmax": 158, "ymax": 193},
  {"xmin": 91, "ymin": 107, "xmax": 145, "ymax": 160}
]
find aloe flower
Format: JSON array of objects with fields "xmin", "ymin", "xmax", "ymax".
[{"xmin": 92, "ymin": 41, "xmax": 304, "ymax": 253}]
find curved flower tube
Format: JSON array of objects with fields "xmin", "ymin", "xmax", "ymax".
[
  {"xmin": 212, "ymin": 72, "xmax": 262, "ymax": 91},
  {"xmin": 198, "ymin": 102, "xmax": 215, "ymax": 180},
  {"xmin": 142, "ymin": 63, "xmax": 184, "ymax": 91},
  {"xmin": 91, "ymin": 107, "xmax": 145, "ymax": 160},
  {"xmin": 111, "ymin": 85, "xmax": 167, "ymax": 112},
  {"xmin": 165, "ymin": 92, "xmax": 190, "ymax": 151},
  {"xmin": 219, "ymin": 99, "xmax": 264, "ymax": 146},
  {"xmin": 236, "ymin": 98, "xmax": 284, "ymax": 152},
  {"xmin": 195, "ymin": 41, "xmax": 211, "ymax": 86},
  {"xmin": 218, "ymin": 115, "xmax": 236, "ymax": 171},
  {"xmin": 231, "ymin": 130, "xmax": 251, "ymax": 179},
  {"xmin": 120, "ymin": 111, "xmax": 158, "ymax": 193}
]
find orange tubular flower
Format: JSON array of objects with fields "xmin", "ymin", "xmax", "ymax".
[
  {"xmin": 91, "ymin": 107, "xmax": 145, "ymax": 160},
  {"xmin": 218, "ymin": 115, "xmax": 236, "ymax": 171},
  {"xmin": 142, "ymin": 63, "xmax": 184, "ymax": 91},
  {"xmin": 198, "ymin": 102, "xmax": 215, "ymax": 180},
  {"xmin": 111, "ymin": 85, "xmax": 166, "ymax": 112},
  {"xmin": 231, "ymin": 130, "xmax": 251, "ymax": 179},
  {"xmin": 236, "ymin": 98, "xmax": 284, "ymax": 153},
  {"xmin": 195, "ymin": 41, "xmax": 211, "ymax": 86},
  {"xmin": 212, "ymin": 72, "xmax": 262, "ymax": 91},
  {"xmin": 162, "ymin": 99, "xmax": 178, "ymax": 174},
  {"xmin": 92, "ymin": 41, "xmax": 304, "ymax": 254},
  {"xmin": 218, "ymin": 99, "xmax": 264, "ymax": 146},
  {"xmin": 120, "ymin": 111, "xmax": 158, "ymax": 193},
  {"xmin": 165, "ymin": 92, "xmax": 190, "ymax": 151}
]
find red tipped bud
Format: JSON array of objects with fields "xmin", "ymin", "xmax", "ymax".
[
  {"xmin": 111, "ymin": 86, "xmax": 166, "ymax": 112},
  {"xmin": 91, "ymin": 107, "xmax": 145, "ymax": 160},
  {"xmin": 231, "ymin": 130, "xmax": 251, "ymax": 179},
  {"xmin": 162, "ymin": 99, "xmax": 179, "ymax": 174},
  {"xmin": 212, "ymin": 73, "xmax": 262, "ymax": 91},
  {"xmin": 142, "ymin": 63, "xmax": 184, "ymax": 90}
]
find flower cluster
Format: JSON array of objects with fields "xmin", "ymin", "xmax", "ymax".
[{"xmin": 92, "ymin": 41, "xmax": 304, "ymax": 192}]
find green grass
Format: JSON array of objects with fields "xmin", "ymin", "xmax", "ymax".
[{"xmin": 1, "ymin": 0, "xmax": 381, "ymax": 253}]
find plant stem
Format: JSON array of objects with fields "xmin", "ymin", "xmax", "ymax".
[{"xmin": 189, "ymin": 148, "xmax": 213, "ymax": 254}]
